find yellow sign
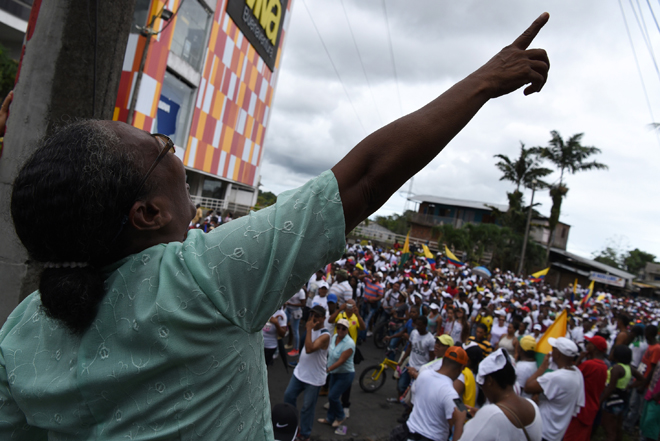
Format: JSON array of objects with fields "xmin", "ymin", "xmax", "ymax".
[{"xmin": 246, "ymin": 0, "xmax": 282, "ymax": 45}]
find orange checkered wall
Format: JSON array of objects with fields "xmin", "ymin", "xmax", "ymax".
[{"xmin": 113, "ymin": 0, "xmax": 293, "ymax": 187}]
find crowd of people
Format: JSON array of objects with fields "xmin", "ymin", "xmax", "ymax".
[
  {"xmin": 188, "ymin": 204, "xmax": 233, "ymax": 232},
  {"xmin": 265, "ymin": 241, "xmax": 660, "ymax": 441}
]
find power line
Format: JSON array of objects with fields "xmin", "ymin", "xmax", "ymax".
[
  {"xmin": 619, "ymin": 0, "xmax": 660, "ymax": 146},
  {"xmin": 301, "ymin": 0, "xmax": 367, "ymax": 135},
  {"xmin": 340, "ymin": 0, "xmax": 384, "ymax": 126},
  {"xmin": 382, "ymin": 0, "xmax": 403, "ymax": 116},
  {"xmin": 630, "ymin": 0, "xmax": 660, "ymax": 83}
]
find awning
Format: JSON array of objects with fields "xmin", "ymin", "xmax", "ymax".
[{"xmin": 633, "ymin": 281, "xmax": 660, "ymax": 289}]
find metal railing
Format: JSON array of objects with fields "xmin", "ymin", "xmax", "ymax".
[
  {"xmin": 349, "ymin": 225, "xmax": 439, "ymax": 253},
  {"xmin": 409, "ymin": 212, "xmax": 476, "ymax": 228},
  {"xmin": 189, "ymin": 195, "xmax": 252, "ymax": 217}
]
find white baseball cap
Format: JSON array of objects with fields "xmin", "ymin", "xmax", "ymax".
[{"xmin": 548, "ymin": 337, "xmax": 579, "ymax": 357}]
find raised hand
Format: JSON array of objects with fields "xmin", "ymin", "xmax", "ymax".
[{"xmin": 473, "ymin": 13, "xmax": 550, "ymax": 98}]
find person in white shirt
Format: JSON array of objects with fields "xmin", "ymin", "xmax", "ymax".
[
  {"xmin": 515, "ymin": 335, "xmax": 540, "ymax": 399},
  {"xmin": 283, "ymin": 306, "xmax": 331, "ymax": 441},
  {"xmin": 403, "ymin": 346, "xmax": 469, "ymax": 441},
  {"xmin": 311, "ymin": 281, "xmax": 330, "ymax": 314},
  {"xmin": 398, "ymin": 316, "xmax": 436, "ymax": 394},
  {"xmin": 460, "ymin": 348, "xmax": 543, "ymax": 441},
  {"xmin": 263, "ymin": 307, "xmax": 287, "ymax": 366},
  {"xmin": 490, "ymin": 310, "xmax": 508, "ymax": 347},
  {"xmin": 524, "ymin": 337, "xmax": 585, "ymax": 441}
]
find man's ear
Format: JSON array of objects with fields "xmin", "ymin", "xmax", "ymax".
[{"xmin": 129, "ymin": 198, "xmax": 173, "ymax": 231}]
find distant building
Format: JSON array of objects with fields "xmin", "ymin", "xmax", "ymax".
[
  {"xmin": 407, "ymin": 194, "xmax": 572, "ymax": 252},
  {"xmin": 529, "ymin": 217, "xmax": 570, "ymax": 251},
  {"xmin": 644, "ymin": 262, "xmax": 660, "ymax": 284},
  {"xmin": 635, "ymin": 262, "xmax": 660, "ymax": 296},
  {"xmin": 407, "ymin": 194, "xmax": 507, "ymax": 242},
  {"xmin": 7, "ymin": 0, "xmax": 294, "ymax": 218},
  {"xmin": 544, "ymin": 247, "xmax": 635, "ymax": 291}
]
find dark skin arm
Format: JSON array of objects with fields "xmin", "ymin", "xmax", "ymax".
[
  {"xmin": 602, "ymin": 364, "xmax": 624, "ymax": 402},
  {"xmin": 331, "ymin": 14, "xmax": 550, "ymax": 233},
  {"xmin": 304, "ymin": 317, "xmax": 330, "ymax": 353},
  {"xmin": 269, "ymin": 316, "xmax": 287, "ymax": 338}
]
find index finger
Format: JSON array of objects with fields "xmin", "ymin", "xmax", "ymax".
[{"xmin": 512, "ymin": 12, "xmax": 549, "ymax": 50}]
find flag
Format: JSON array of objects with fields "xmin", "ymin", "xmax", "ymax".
[
  {"xmin": 422, "ymin": 244, "xmax": 436, "ymax": 270},
  {"xmin": 399, "ymin": 230, "xmax": 411, "ymax": 268},
  {"xmin": 355, "ymin": 262, "xmax": 369, "ymax": 275},
  {"xmin": 444, "ymin": 245, "xmax": 465, "ymax": 267},
  {"xmin": 579, "ymin": 280, "xmax": 595, "ymax": 307},
  {"xmin": 530, "ymin": 267, "xmax": 550, "ymax": 283},
  {"xmin": 536, "ymin": 309, "xmax": 568, "ymax": 366}
]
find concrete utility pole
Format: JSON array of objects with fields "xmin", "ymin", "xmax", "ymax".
[{"xmin": 0, "ymin": 0, "xmax": 137, "ymax": 325}]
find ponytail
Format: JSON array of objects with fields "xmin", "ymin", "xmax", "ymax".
[{"xmin": 39, "ymin": 266, "xmax": 105, "ymax": 334}]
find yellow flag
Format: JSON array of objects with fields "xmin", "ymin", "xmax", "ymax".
[
  {"xmin": 573, "ymin": 278, "xmax": 578, "ymax": 294},
  {"xmin": 445, "ymin": 245, "xmax": 463, "ymax": 264},
  {"xmin": 402, "ymin": 230, "xmax": 410, "ymax": 254},
  {"xmin": 422, "ymin": 244, "xmax": 434, "ymax": 259},
  {"xmin": 536, "ymin": 309, "xmax": 568, "ymax": 356},
  {"xmin": 580, "ymin": 280, "xmax": 595, "ymax": 306},
  {"xmin": 531, "ymin": 267, "xmax": 550, "ymax": 279}
]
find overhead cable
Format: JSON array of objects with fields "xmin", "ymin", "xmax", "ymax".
[
  {"xmin": 301, "ymin": 0, "xmax": 368, "ymax": 135},
  {"xmin": 340, "ymin": 0, "xmax": 384, "ymax": 126},
  {"xmin": 382, "ymin": 0, "xmax": 403, "ymax": 117},
  {"xmin": 630, "ymin": 0, "xmax": 660, "ymax": 83},
  {"xmin": 619, "ymin": 0, "xmax": 660, "ymax": 146}
]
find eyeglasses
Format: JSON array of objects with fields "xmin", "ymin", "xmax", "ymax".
[
  {"xmin": 336, "ymin": 326, "xmax": 348, "ymax": 331},
  {"xmin": 132, "ymin": 134, "xmax": 175, "ymax": 202},
  {"xmin": 112, "ymin": 133, "xmax": 175, "ymax": 242}
]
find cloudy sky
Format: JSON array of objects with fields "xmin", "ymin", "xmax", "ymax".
[{"xmin": 259, "ymin": 0, "xmax": 660, "ymax": 262}]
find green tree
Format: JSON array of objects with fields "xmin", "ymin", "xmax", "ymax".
[
  {"xmin": 593, "ymin": 246, "xmax": 623, "ymax": 269},
  {"xmin": 532, "ymin": 131, "xmax": 608, "ymax": 262},
  {"xmin": 434, "ymin": 222, "xmax": 544, "ymax": 272},
  {"xmin": 255, "ymin": 189, "xmax": 277, "ymax": 209},
  {"xmin": 624, "ymin": 248, "xmax": 656, "ymax": 275},
  {"xmin": 0, "ymin": 43, "xmax": 17, "ymax": 100},
  {"xmin": 494, "ymin": 142, "xmax": 552, "ymax": 193},
  {"xmin": 373, "ymin": 210, "xmax": 414, "ymax": 235}
]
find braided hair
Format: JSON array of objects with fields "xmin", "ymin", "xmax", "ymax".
[{"xmin": 11, "ymin": 120, "xmax": 150, "ymax": 334}]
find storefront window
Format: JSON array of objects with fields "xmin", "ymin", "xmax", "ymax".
[
  {"xmin": 170, "ymin": 0, "xmax": 211, "ymax": 71},
  {"xmin": 155, "ymin": 70, "xmax": 195, "ymax": 148},
  {"xmin": 202, "ymin": 178, "xmax": 225, "ymax": 200}
]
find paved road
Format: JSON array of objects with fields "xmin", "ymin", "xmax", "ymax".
[{"xmin": 267, "ymin": 334, "xmax": 405, "ymax": 441}]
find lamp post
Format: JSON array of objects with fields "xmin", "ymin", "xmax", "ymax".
[{"xmin": 518, "ymin": 179, "xmax": 537, "ymax": 276}]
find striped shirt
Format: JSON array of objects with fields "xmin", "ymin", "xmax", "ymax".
[
  {"xmin": 363, "ymin": 278, "xmax": 384, "ymax": 302},
  {"xmin": 467, "ymin": 336, "xmax": 494, "ymax": 357}
]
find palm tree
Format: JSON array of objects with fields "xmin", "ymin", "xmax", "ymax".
[
  {"xmin": 532, "ymin": 131, "xmax": 608, "ymax": 188},
  {"xmin": 494, "ymin": 142, "xmax": 552, "ymax": 192},
  {"xmin": 532, "ymin": 131, "xmax": 608, "ymax": 262}
]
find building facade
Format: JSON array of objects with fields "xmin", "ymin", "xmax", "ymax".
[
  {"xmin": 407, "ymin": 194, "xmax": 507, "ymax": 242},
  {"xmin": 0, "ymin": 0, "xmax": 30, "ymax": 59},
  {"xmin": 115, "ymin": 0, "xmax": 293, "ymax": 215}
]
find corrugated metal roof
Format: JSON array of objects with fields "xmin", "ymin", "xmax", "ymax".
[
  {"xmin": 550, "ymin": 247, "xmax": 635, "ymax": 280},
  {"xmin": 408, "ymin": 195, "xmax": 508, "ymax": 212}
]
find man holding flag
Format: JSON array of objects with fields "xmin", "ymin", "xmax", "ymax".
[{"xmin": 524, "ymin": 336, "xmax": 585, "ymax": 441}]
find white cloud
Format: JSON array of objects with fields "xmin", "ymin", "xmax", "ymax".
[{"xmin": 261, "ymin": 0, "xmax": 660, "ymax": 260}]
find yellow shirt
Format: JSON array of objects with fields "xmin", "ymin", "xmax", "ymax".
[
  {"xmin": 476, "ymin": 314, "xmax": 493, "ymax": 333},
  {"xmin": 334, "ymin": 311, "xmax": 360, "ymax": 343},
  {"xmin": 462, "ymin": 367, "xmax": 476, "ymax": 407}
]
